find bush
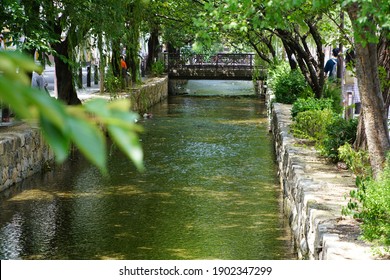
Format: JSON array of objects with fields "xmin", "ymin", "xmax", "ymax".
[
  {"xmin": 318, "ymin": 116, "xmax": 358, "ymax": 161},
  {"xmin": 151, "ymin": 60, "xmax": 165, "ymax": 76},
  {"xmin": 273, "ymin": 69, "xmax": 313, "ymax": 104},
  {"xmin": 267, "ymin": 62, "xmax": 313, "ymax": 104},
  {"xmin": 338, "ymin": 143, "xmax": 371, "ymax": 176},
  {"xmin": 290, "ymin": 109, "xmax": 336, "ymax": 142},
  {"xmin": 104, "ymin": 68, "xmax": 122, "ymax": 94},
  {"xmin": 291, "ymin": 97, "xmax": 334, "ymax": 119},
  {"xmin": 322, "ymin": 81, "xmax": 343, "ymax": 114},
  {"xmin": 343, "ymin": 154, "xmax": 390, "ymax": 253}
]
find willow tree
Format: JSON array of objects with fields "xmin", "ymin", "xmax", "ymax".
[
  {"xmin": 89, "ymin": 0, "xmax": 129, "ymax": 93},
  {"xmin": 197, "ymin": 0, "xmax": 334, "ymax": 98},
  {"xmin": 141, "ymin": 0, "xmax": 204, "ymax": 74}
]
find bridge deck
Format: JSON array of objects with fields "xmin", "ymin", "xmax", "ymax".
[{"xmin": 165, "ymin": 53, "xmax": 266, "ymax": 80}]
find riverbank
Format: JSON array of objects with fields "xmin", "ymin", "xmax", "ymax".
[
  {"xmin": 270, "ymin": 101, "xmax": 377, "ymax": 259},
  {"xmin": 0, "ymin": 77, "xmax": 168, "ymax": 192}
]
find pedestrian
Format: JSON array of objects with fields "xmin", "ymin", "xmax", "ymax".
[
  {"xmin": 324, "ymin": 47, "xmax": 340, "ymax": 81},
  {"xmin": 32, "ymin": 68, "xmax": 50, "ymax": 95},
  {"xmin": 120, "ymin": 56, "xmax": 128, "ymax": 88}
]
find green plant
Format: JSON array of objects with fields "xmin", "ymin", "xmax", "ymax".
[
  {"xmin": 151, "ymin": 60, "xmax": 165, "ymax": 76},
  {"xmin": 104, "ymin": 68, "xmax": 122, "ymax": 94},
  {"xmin": 338, "ymin": 143, "xmax": 371, "ymax": 176},
  {"xmin": 291, "ymin": 97, "xmax": 334, "ymax": 119},
  {"xmin": 322, "ymin": 81, "xmax": 343, "ymax": 114},
  {"xmin": 1, "ymin": 51, "xmax": 144, "ymax": 173},
  {"xmin": 290, "ymin": 109, "xmax": 335, "ymax": 142},
  {"xmin": 342, "ymin": 154, "xmax": 390, "ymax": 254},
  {"xmin": 318, "ymin": 117, "xmax": 358, "ymax": 162},
  {"xmin": 273, "ymin": 69, "xmax": 313, "ymax": 104}
]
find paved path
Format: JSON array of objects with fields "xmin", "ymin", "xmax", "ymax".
[{"xmin": 43, "ymin": 66, "xmax": 104, "ymax": 101}]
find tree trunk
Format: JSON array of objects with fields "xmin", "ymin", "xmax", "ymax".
[
  {"xmin": 52, "ymin": 37, "xmax": 81, "ymax": 105},
  {"xmin": 98, "ymin": 33, "xmax": 105, "ymax": 94},
  {"xmin": 146, "ymin": 27, "xmax": 160, "ymax": 74},
  {"xmin": 347, "ymin": 5, "xmax": 390, "ymax": 178},
  {"xmin": 111, "ymin": 40, "xmax": 121, "ymax": 78},
  {"xmin": 378, "ymin": 31, "xmax": 390, "ymax": 114},
  {"xmin": 353, "ymin": 109, "xmax": 367, "ymax": 150}
]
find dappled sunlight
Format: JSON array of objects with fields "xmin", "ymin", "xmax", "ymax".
[
  {"xmin": 167, "ymin": 248, "xmax": 196, "ymax": 259},
  {"xmin": 217, "ymin": 119, "xmax": 267, "ymax": 126},
  {"xmin": 8, "ymin": 189, "xmax": 55, "ymax": 202},
  {"xmin": 0, "ymin": 92, "xmax": 296, "ymax": 260},
  {"xmin": 98, "ymin": 253, "xmax": 127, "ymax": 260}
]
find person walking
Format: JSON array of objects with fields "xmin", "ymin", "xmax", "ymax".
[
  {"xmin": 32, "ymin": 68, "xmax": 50, "ymax": 95},
  {"xmin": 324, "ymin": 48, "xmax": 340, "ymax": 81},
  {"xmin": 120, "ymin": 56, "xmax": 128, "ymax": 88}
]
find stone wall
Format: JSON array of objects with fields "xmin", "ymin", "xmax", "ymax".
[
  {"xmin": 0, "ymin": 123, "xmax": 54, "ymax": 192},
  {"xmin": 270, "ymin": 102, "xmax": 375, "ymax": 259},
  {"xmin": 130, "ymin": 76, "xmax": 168, "ymax": 113}
]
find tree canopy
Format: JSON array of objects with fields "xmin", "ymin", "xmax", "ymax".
[{"xmin": 1, "ymin": 0, "xmax": 389, "ymax": 176}]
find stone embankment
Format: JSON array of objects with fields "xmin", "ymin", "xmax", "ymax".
[
  {"xmin": 0, "ymin": 123, "xmax": 54, "ymax": 192},
  {"xmin": 270, "ymin": 102, "xmax": 376, "ymax": 260},
  {"xmin": 0, "ymin": 76, "xmax": 168, "ymax": 192}
]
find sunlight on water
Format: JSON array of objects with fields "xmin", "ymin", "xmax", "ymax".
[{"xmin": 0, "ymin": 80, "xmax": 296, "ymax": 260}]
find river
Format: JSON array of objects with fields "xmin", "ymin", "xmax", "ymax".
[{"xmin": 0, "ymin": 80, "xmax": 296, "ymax": 260}]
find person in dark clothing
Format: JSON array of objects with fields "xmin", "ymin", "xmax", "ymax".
[{"xmin": 324, "ymin": 48, "xmax": 340, "ymax": 80}]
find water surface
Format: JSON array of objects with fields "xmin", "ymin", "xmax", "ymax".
[{"xmin": 0, "ymin": 80, "xmax": 296, "ymax": 260}]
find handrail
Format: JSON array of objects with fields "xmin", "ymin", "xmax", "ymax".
[{"xmin": 165, "ymin": 53, "xmax": 255, "ymax": 68}]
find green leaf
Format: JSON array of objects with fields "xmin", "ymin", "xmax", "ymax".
[
  {"xmin": 39, "ymin": 114, "xmax": 70, "ymax": 163},
  {"xmin": 0, "ymin": 78, "xmax": 31, "ymax": 119},
  {"xmin": 68, "ymin": 115, "xmax": 107, "ymax": 173},
  {"xmin": 107, "ymin": 125, "xmax": 144, "ymax": 171},
  {"xmin": 27, "ymin": 90, "xmax": 69, "ymax": 132}
]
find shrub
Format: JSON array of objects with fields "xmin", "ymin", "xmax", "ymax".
[
  {"xmin": 267, "ymin": 62, "xmax": 313, "ymax": 104},
  {"xmin": 267, "ymin": 61, "xmax": 290, "ymax": 90},
  {"xmin": 290, "ymin": 109, "xmax": 336, "ymax": 142},
  {"xmin": 343, "ymin": 154, "xmax": 390, "ymax": 253},
  {"xmin": 318, "ymin": 116, "xmax": 358, "ymax": 161},
  {"xmin": 338, "ymin": 143, "xmax": 371, "ymax": 177},
  {"xmin": 273, "ymin": 69, "xmax": 313, "ymax": 104},
  {"xmin": 104, "ymin": 69, "xmax": 122, "ymax": 94},
  {"xmin": 291, "ymin": 97, "xmax": 334, "ymax": 119},
  {"xmin": 322, "ymin": 81, "xmax": 343, "ymax": 114},
  {"xmin": 151, "ymin": 60, "xmax": 165, "ymax": 76}
]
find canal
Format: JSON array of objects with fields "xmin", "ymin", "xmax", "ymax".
[{"xmin": 0, "ymin": 80, "xmax": 296, "ymax": 260}]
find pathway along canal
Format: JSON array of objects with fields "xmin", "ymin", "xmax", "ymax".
[{"xmin": 0, "ymin": 80, "xmax": 296, "ymax": 260}]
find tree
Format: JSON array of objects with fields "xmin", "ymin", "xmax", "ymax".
[
  {"xmin": 0, "ymin": 51, "xmax": 144, "ymax": 173},
  {"xmin": 197, "ymin": 0, "xmax": 334, "ymax": 98},
  {"xmin": 142, "ymin": 0, "xmax": 204, "ymax": 74},
  {"xmin": 344, "ymin": 0, "xmax": 390, "ymax": 177}
]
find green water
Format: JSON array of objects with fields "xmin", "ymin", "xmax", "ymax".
[{"xmin": 0, "ymin": 81, "xmax": 296, "ymax": 260}]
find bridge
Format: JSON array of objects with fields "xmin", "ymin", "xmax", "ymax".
[{"xmin": 164, "ymin": 53, "xmax": 266, "ymax": 80}]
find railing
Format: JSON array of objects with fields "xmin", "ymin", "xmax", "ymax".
[
  {"xmin": 165, "ymin": 53, "xmax": 255, "ymax": 69},
  {"xmin": 164, "ymin": 53, "xmax": 265, "ymax": 80}
]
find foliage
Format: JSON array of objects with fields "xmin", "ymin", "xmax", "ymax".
[
  {"xmin": 151, "ymin": 60, "xmax": 165, "ymax": 76},
  {"xmin": 338, "ymin": 143, "xmax": 371, "ymax": 177},
  {"xmin": 290, "ymin": 109, "xmax": 336, "ymax": 142},
  {"xmin": 0, "ymin": 51, "xmax": 144, "ymax": 173},
  {"xmin": 319, "ymin": 117, "xmax": 358, "ymax": 162},
  {"xmin": 342, "ymin": 154, "xmax": 390, "ymax": 253},
  {"xmin": 322, "ymin": 81, "xmax": 343, "ymax": 114},
  {"xmin": 273, "ymin": 69, "xmax": 313, "ymax": 104},
  {"xmin": 104, "ymin": 66, "xmax": 122, "ymax": 94},
  {"xmin": 291, "ymin": 97, "xmax": 334, "ymax": 119}
]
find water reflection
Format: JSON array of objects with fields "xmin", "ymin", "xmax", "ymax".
[{"xmin": 0, "ymin": 81, "xmax": 296, "ymax": 260}]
